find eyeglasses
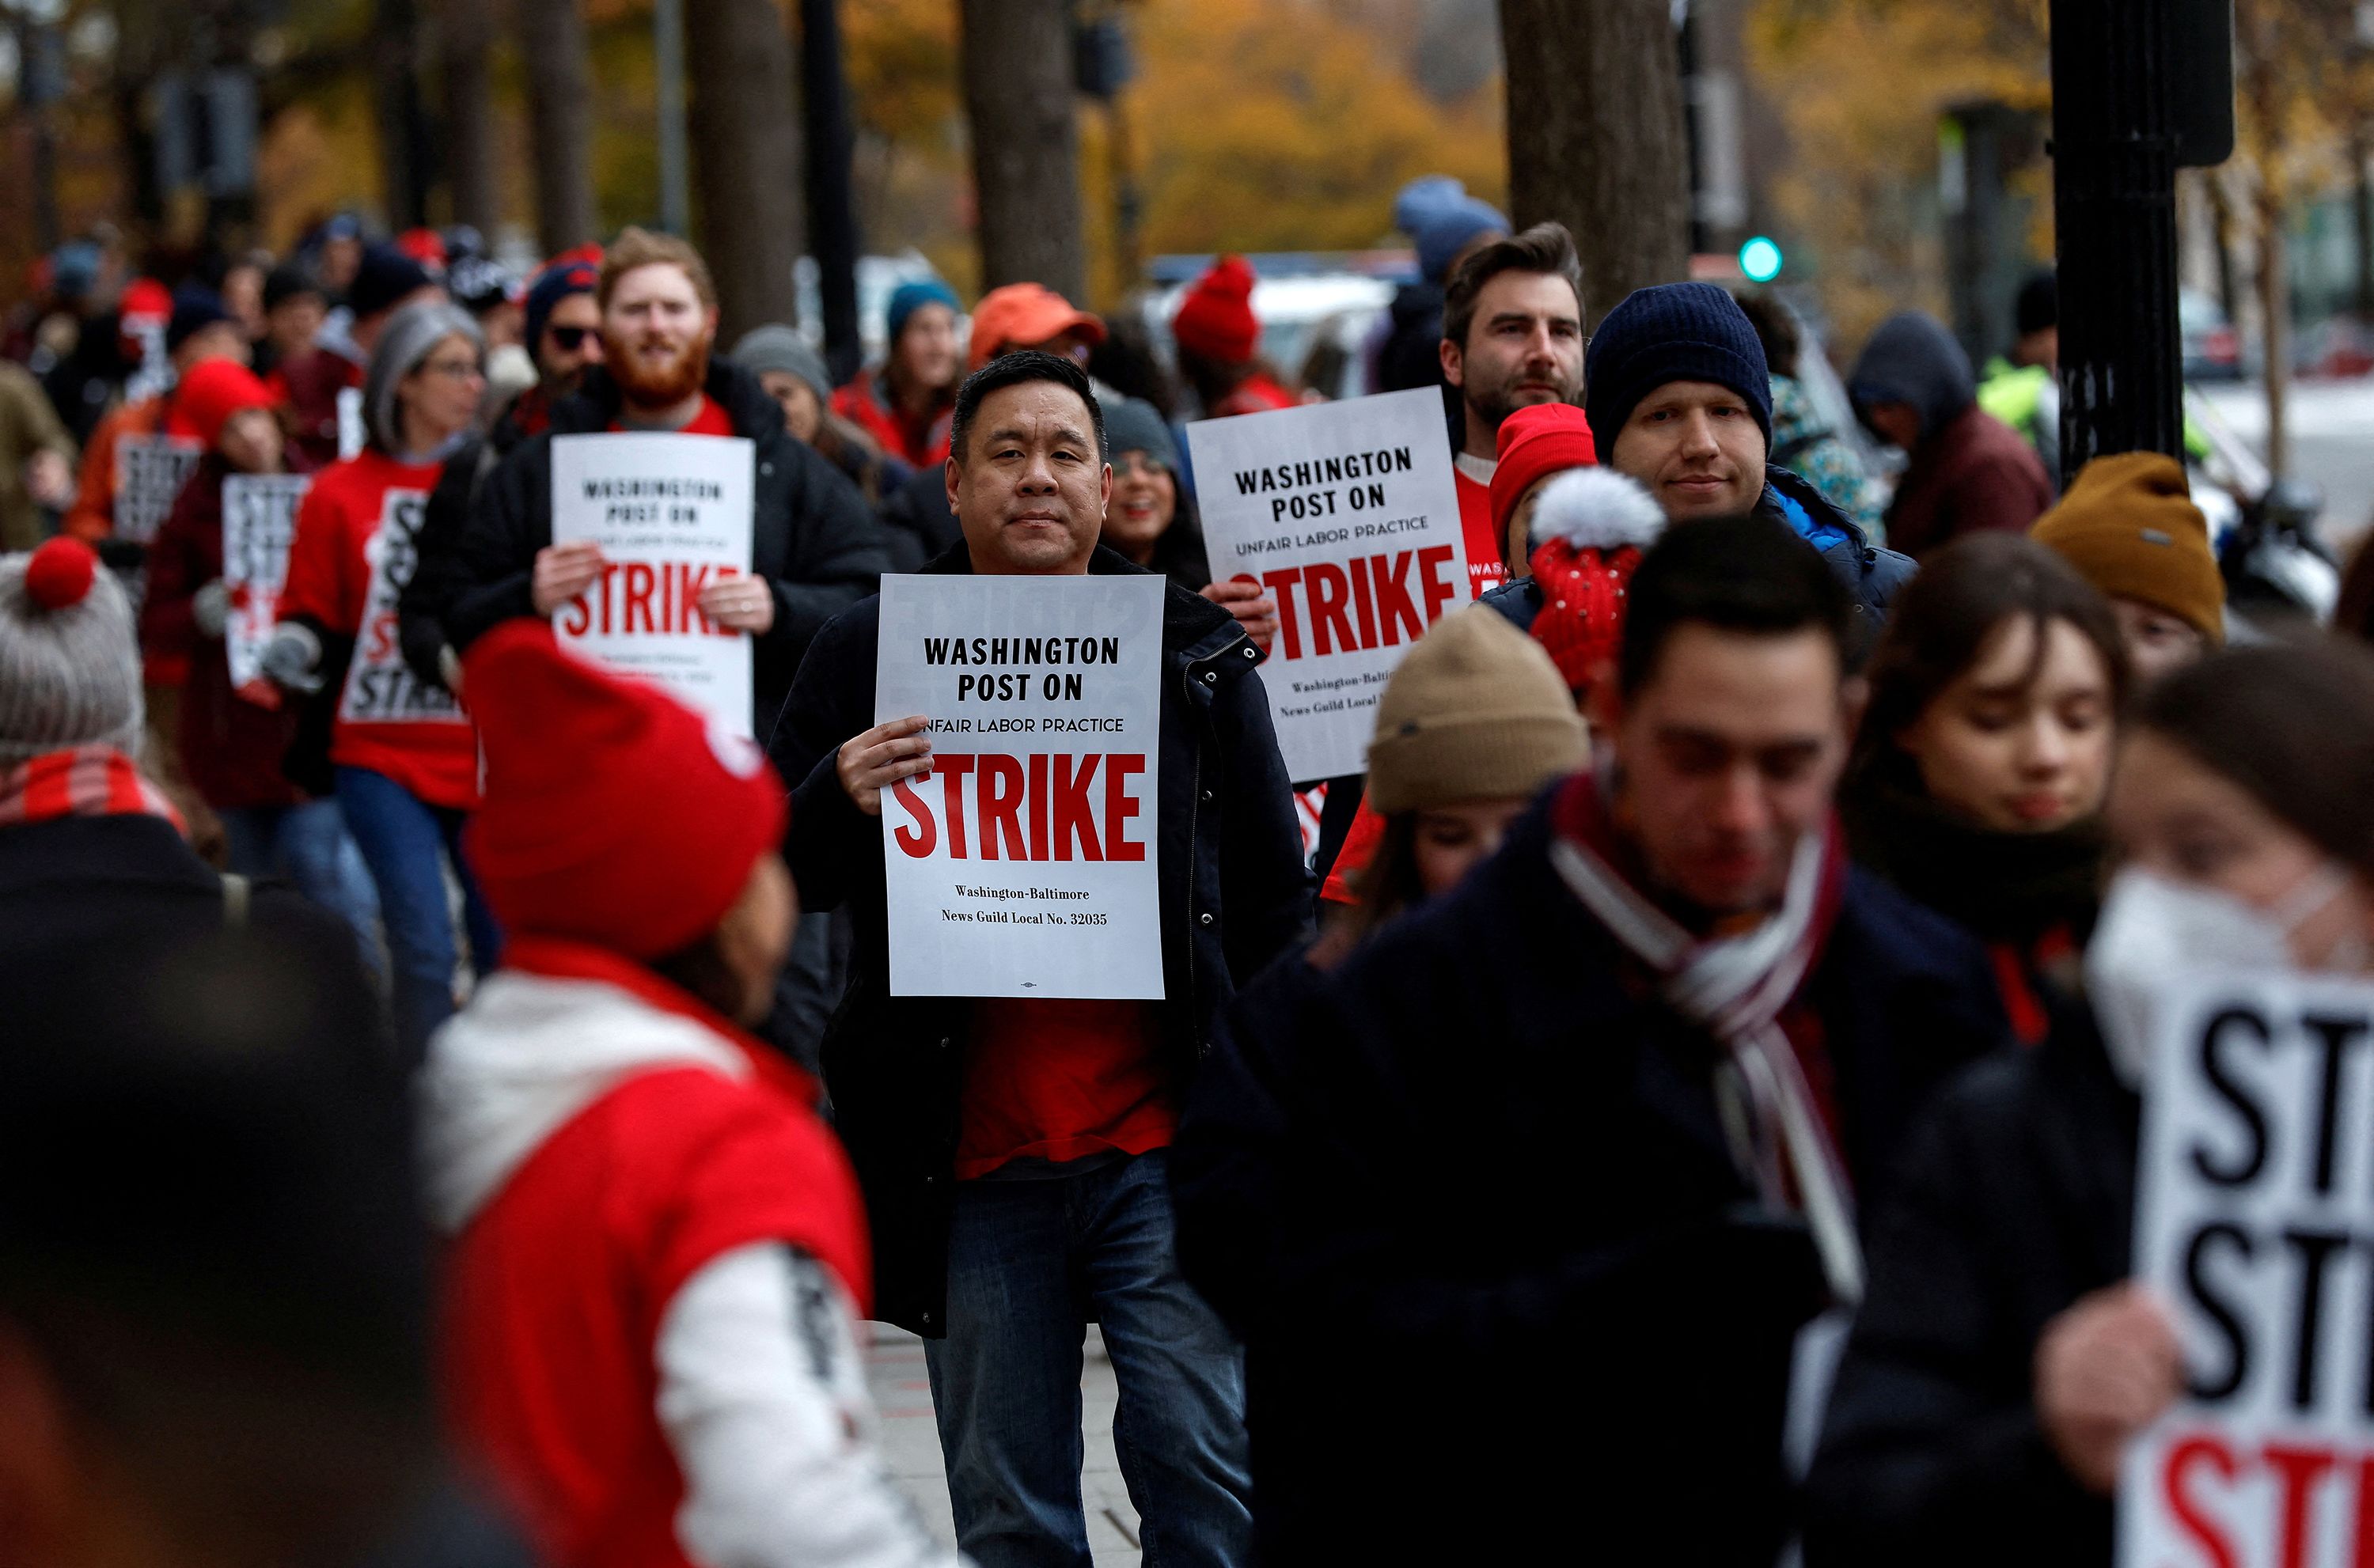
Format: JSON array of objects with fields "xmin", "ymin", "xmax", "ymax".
[
  {"xmin": 421, "ymin": 357, "xmax": 485, "ymax": 381},
  {"xmin": 546, "ymin": 324, "xmax": 593, "ymax": 352}
]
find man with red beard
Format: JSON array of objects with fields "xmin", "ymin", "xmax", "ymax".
[{"xmin": 438, "ymin": 229, "xmax": 884, "ymax": 738}]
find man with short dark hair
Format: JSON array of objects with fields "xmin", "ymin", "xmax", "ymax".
[
  {"xmin": 430, "ymin": 229, "xmax": 883, "ymax": 737},
  {"xmin": 772, "ymin": 350, "xmax": 1308, "ymax": 1568},
  {"xmin": 1438, "ymin": 222, "xmax": 1587, "ymax": 597},
  {"xmin": 1237, "ymin": 514, "xmax": 2006, "ymax": 1562}
]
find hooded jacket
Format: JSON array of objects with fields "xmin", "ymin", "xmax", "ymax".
[
  {"xmin": 423, "ymin": 940, "xmax": 954, "ymax": 1568},
  {"xmin": 1849, "ymin": 313, "xmax": 2053, "ymax": 556},
  {"xmin": 768, "ymin": 542, "xmax": 1312, "ymax": 1335},
  {"xmin": 438, "ymin": 358, "xmax": 887, "ymax": 740}
]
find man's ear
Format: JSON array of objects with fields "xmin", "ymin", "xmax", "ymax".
[
  {"xmin": 1584, "ymin": 661, "xmax": 1621, "ymax": 733},
  {"xmin": 1438, "ymin": 336, "xmax": 1465, "ymax": 391},
  {"xmin": 1098, "ymin": 460, "xmax": 1113, "ymax": 520},
  {"xmin": 943, "ymin": 455, "xmax": 963, "ymax": 519},
  {"xmin": 1840, "ymin": 675, "xmax": 1871, "ymax": 740},
  {"xmin": 703, "ymin": 306, "xmax": 721, "ymax": 339}
]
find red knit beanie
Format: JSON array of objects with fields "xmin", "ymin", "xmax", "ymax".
[
  {"xmin": 461, "ymin": 623, "xmax": 788, "ymax": 960},
  {"xmin": 1490, "ymin": 403, "xmax": 1597, "ymax": 554},
  {"xmin": 171, "ymin": 359, "xmax": 278, "ymax": 451},
  {"xmin": 1172, "ymin": 255, "xmax": 1261, "ymax": 363},
  {"xmin": 1525, "ymin": 468, "xmax": 1666, "ymax": 692}
]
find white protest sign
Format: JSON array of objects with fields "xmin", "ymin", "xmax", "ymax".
[
  {"xmin": 338, "ymin": 487, "xmax": 462, "ymax": 725},
  {"xmin": 220, "ymin": 474, "xmax": 312, "ymax": 688},
  {"xmin": 550, "ymin": 433, "xmax": 757, "ymax": 737},
  {"xmin": 336, "ymin": 385, "xmax": 366, "ymax": 460},
  {"xmin": 874, "ymin": 573, "xmax": 1166, "ymax": 1000},
  {"xmin": 1186, "ymin": 387, "xmax": 1467, "ymax": 781},
  {"xmin": 2120, "ymin": 971, "xmax": 2374, "ymax": 1568},
  {"xmin": 112, "ymin": 434, "xmax": 203, "ymax": 546}
]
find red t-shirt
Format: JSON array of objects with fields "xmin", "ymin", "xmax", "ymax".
[
  {"xmin": 612, "ymin": 395, "xmax": 737, "ymax": 438},
  {"xmin": 955, "ymin": 999, "xmax": 1177, "ymax": 1180},
  {"xmin": 277, "ymin": 448, "xmax": 480, "ymax": 808},
  {"xmin": 441, "ymin": 938, "xmax": 869, "ymax": 1568},
  {"xmin": 831, "ymin": 369, "xmax": 952, "ymax": 468},
  {"xmin": 1455, "ymin": 468, "xmax": 1510, "ymax": 598}
]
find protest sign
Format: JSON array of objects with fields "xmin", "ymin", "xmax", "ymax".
[
  {"xmin": 874, "ymin": 573, "xmax": 1166, "ymax": 1000},
  {"xmin": 2120, "ymin": 971, "xmax": 2374, "ymax": 1567},
  {"xmin": 219, "ymin": 474, "xmax": 312, "ymax": 688},
  {"xmin": 549, "ymin": 433, "xmax": 757, "ymax": 736},
  {"xmin": 336, "ymin": 386, "xmax": 366, "ymax": 460},
  {"xmin": 1187, "ymin": 387, "xmax": 1468, "ymax": 781},
  {"xmin": 111, "ymin": 434, "xmax": 203, "ymax": 546},
  {"xmin": 338, "ymin": 487, "xmax": 462, "ymax": 725}
]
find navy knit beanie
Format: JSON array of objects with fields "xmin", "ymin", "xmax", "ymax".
[{"xmin": 1584, "ymin": 282, "xmax": 1773, "ymax": 452}]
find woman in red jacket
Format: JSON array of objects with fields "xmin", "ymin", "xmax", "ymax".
[
  {"xmin": 268, "ymin": 300, "xmax": 494, "ymax": 1060},
  {"xmin": 139, "ymin": 358, "xmax": 383, "ymax": 957}
]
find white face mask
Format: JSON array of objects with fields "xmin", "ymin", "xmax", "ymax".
[{"xmin": 2085, "ymin": 864, "xmax": 2360, "ymax": 1088}]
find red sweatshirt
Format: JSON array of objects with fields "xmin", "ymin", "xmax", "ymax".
[{"xmin": 277, "ymin": 449, "xmax": 479, "ymax": 808}]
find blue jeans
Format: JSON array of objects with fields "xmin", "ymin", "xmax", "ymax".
[
  {"xmin": 335, "ymin": 766, "xmax": 500, "ymax": 1063},
  {"xmin": 219, "ymin": 799, "xmax": 383, "ymax": 970},
  {"xmin": 923, "ymin": 1150, "xmax": 1253, "ymax": 1568}
]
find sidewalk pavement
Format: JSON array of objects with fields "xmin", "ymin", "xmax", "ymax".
[{"xmin": 866, "ymin": 1323, "xmax": 1145, "ymax": 1566}]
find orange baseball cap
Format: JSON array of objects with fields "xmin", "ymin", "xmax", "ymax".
[{"xmin": 967, "ymin": 282, "xmax": 1106, "ymax": 372}]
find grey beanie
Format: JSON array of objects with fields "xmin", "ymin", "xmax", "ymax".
[
  {"xmin": 731, "ymin": 324, "xmax": 834, "ymax": 407},
  {"xmin": 0, "ymin": 542, "xmax": 143, "ymax": 764},
  {"xmin": 1098, "ymin": 394, "xmax": 1178, "ymax": 471},
  {"xmin": 366, "ymin": 299, "xmax": 484, "ymax": 457}
]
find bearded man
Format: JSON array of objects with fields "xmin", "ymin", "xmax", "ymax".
[{"xmin": 442, "ymin": 228, "xmax": 885, "ymax": 737}]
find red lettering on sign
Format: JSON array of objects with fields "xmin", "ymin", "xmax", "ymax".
[
  {"xmin": 890, "ymin": 778, "xmax": 936, "ymax": 857},
  {"xmin": 1026, "ymin": 753, "xmax": 1049, "ymax": 860},
  {"xmin": 1417, "ymin": 543, "xmax": 1457, "ymax": 626},
  {"xmin": 1255, "ymin": 567, "xmax": 1303, "ymax": 659},
  {"xmin": 2266, "ymin": 1444, "xmax": 2338, "ymax": 1568},
  {"xmin": 2166, "ymin": 1432, "xmax": 2241, "ymax": 1568},
  {"xmin": 1105, "ymin": 755, "xmax": 1146, "ymax": 862},
  {"xmin": 1053, "ymin": 755, "xmax": 1102, "ymax": 861},
  {"xmin": 1371, "ymin": 550, "xmax": 1421, "ymax": 646},
  {"xmin": 624, "ymin": 562, "xmax": 658, "ymax": 633},
  {"xmin": 978, "ymin": 754, "xmax": 1027, "ymax": 860},
  {"xmin": 1305, "ymin": 562, "xmax": 1355, "ymax": 656},
  {"xmin": 1347, "ymin": 555, "xmax": 1379, "ymax": 649},
  {"xmin": 934, "ymin": 755, "xmax": 974, "ymax": 859}
]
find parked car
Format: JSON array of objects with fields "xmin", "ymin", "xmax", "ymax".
[{"xmin": 2182, "ymin": 288, "xmax": 2246, "ymax": 381}]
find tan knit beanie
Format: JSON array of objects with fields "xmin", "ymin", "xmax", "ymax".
[
  {"xmin": 0, "ymin": 539, "xmax": 143, "ymax": 765},
  {"xmin": 2031, "ymin": 452, "xmax": 2224, "ymax": 644},
  {"xmin": 1364, "ymin": 606, "xmax": 1588, "ymax": 814}
]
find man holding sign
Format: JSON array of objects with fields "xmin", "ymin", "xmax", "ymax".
[
  {"xmin": 772, "ymin": 350, "xmax": 1307, "ymax": 1568},
  {"xmin": 438, "ymin": 229, "xmax": 883, "ymax": 738}
]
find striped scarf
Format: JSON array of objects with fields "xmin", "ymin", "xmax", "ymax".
[
  {"xmin": 1547, "ymin": 771, "xmax": 1863, "ymax": 1305},
  {"xmin": 0, "ymin": 746, "xmax": 184, "ymax": 832}
]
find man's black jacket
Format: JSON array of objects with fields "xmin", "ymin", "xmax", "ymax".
[
  {"xmin": 1802, "ymin": 1009, "xmax": 2135, "ymax": 1568},
  {"xmin": 434, "ymin": 357, "xmax": 886, "ymax": 738},
  {"xmin": 1177, "ymin": 793, "xmax": 2008, "ymax": 1562},
  {"xmin": 768, "ymin": 541, "xmax": 1311, "ymax": 1335}
]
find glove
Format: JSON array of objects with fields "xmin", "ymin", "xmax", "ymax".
[
  {"xmin": 260, "ymin": 622, "xmax": 324, "ymax": 694},
  {"xmin": 192, "ymin": 579, "xmax": 230, "ymax": 639}
]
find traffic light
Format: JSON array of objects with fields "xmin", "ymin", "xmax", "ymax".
[{"xmin": 1739, "ymin": 236, "xmax": 1784, "ymax": 283}]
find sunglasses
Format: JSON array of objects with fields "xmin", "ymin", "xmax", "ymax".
[{"xmin": 546, "ymin": 324, "xmax": 593, "ymax": 351}]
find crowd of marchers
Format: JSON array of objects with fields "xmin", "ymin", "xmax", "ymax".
[{"xmin": 5, "ymin": 177, "xmax": 2374, "ymax": 1568}]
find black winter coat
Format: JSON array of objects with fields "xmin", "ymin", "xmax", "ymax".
[
  {"xmin": 1803, "ymin": 1010, "xmax": 2135, "ymax": 1567},
  {"xmin": 436, "ymin": 358, "xmax": 887, "ymax": 738},
  {"xmin": 0, "ymin": 812, "xmax": 389, "ymax": 1054},
  {"xmin": 768, "ymin": 542, "xmax": 1313, "ymax": 1335},
  {"xmin": 1175, "ymin": 794, "xmax": 2008, "ymax": 1562}
]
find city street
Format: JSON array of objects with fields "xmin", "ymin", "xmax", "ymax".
[
  {"xmin": 869, "ymin": 1326, "xmax": 1144, "ymax": 1563},
  {"xmin": 2198, "ymin": 378, "xmax": 2374, "ymax": 559}
]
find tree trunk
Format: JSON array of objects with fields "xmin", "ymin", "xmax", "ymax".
[
  {"xmin": 802, "ymin": 0, "xmax": 865, "ymax": 384},
  {"xmin": 1499, "ymin": 0, "xmax": 1689, "ymax": 327},
  {"xmin": 959, "ymin": 0, "xmax": 1085, "ymax": 301},
  {"xmin": 2257, "ymin": 180, "xmax": 2292, "ymax": 479},
  {"xmin": 685, "ymin": 0, "xmax": 805, "ymax": 340},
  {"xmin": 517, "ymin": 0, "xmax": 599, "ymax": 255},
  {"xmin": 437, "ymin": 0, "xmax": 500, "ymax": 233},
  {"xmin": 2354, "ymin": 123, "xmax": 2374, "ymax": 320},
  {"xmin": 373, "ymin": 0, "xmax": 432, "ymax": 229}
]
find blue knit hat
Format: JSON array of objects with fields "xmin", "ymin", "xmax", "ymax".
[
  {"xmin": 523, "ymin": 257, "xmax": 601, "ymax": 356},
  {"xmin": 1414, "ymin": 196, "xmax": 1509, "ymax": 285},
  {"xmin": 1583, "ymin": 282, "xmax": 1773, "ymax": 450},
  {"xmin": 886, "ymin": 278, "xmax": 961, "ymax": 347}
]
